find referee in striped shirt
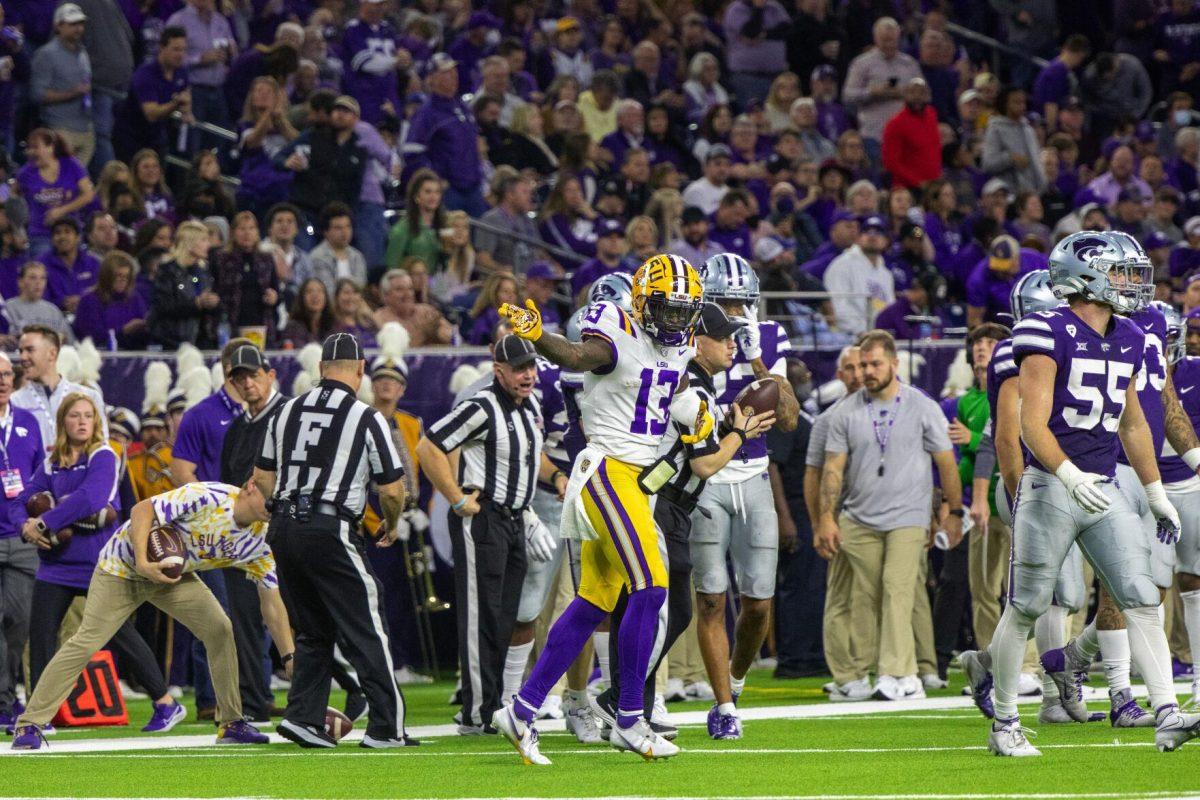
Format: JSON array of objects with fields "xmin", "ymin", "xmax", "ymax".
[
  {"xmin": 416, "ymin": 335, "xmax": 568, "ymax": 733},
  {"xmin": 252, "ymin": 333, "xmax": 415, "ymax": 749}
]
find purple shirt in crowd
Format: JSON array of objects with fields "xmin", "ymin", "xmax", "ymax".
[
  {"xmin": 965, "ymin": 248, "xmax": 1047, "ymax": 321},
  {"xmin": 571, "ymin": 258, "xmax": 630, "ymax": 300},
  {"xmin": 125, "ymin": 60, "xmax": 189, "ymax": 151},
  {"xmin": 341, "ymin": 17, "xmax": 402, "ymax": 124},
  {"xmin": 1031, "ymin": 57, "xmax": 1073, "ymax": 113},
  {"xmin": 24, "ymin": 445, "xmax": 121, "ymax": 589},
  {"xmin": 708, "ymin": 215, "xmax": 753, "ymax": 260},
  {"xmin": 173, "ymin": 386, "xmax": 242, "ymax": 481},
  {"xmin": 72, "ymin": 289, "xmax": 147, "ymax": 348},
  {"xmin": 16, "ymin": 157, "xmax": 89, "ymax": 239},
  {"xmin": 0, "ymin": 406, "xmax": 45, "ymax": 540},
  {"xmin": 37, "ymin": 248, "xmax": 100, "ymax": 308}
]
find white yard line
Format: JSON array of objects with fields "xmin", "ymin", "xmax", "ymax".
[{"xmin": 1, "ymin": 682, "xmax": 1190, "ymax": 757}]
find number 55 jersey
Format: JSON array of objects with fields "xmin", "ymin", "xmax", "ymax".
[
  {"xmin": 579, "ymin": 300, "xmax": 696, "ymax": 467},
  {"xmin": 1012, "ymin": 307, "xmax": 1146, "ymax": 478}
]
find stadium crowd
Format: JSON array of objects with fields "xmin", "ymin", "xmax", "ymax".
[{"xmin": 3, "ymin": 0, "xmax": 1200, "ymax": 743}]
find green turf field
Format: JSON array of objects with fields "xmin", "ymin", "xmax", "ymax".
[{"xmin": 3, "ymin": 672, "xmax": 1198, "ymax": 799}]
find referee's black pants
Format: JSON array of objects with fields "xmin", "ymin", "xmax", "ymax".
[
  {"xmin": 268, "ymin": 513, "xmax": 407, "ymax": 740},
  {"xmin": 221, "ymin": 567, "xmax": 275, "ymax": 720},
  {"xmin": 608, "ymin": 496, "xmax": 694, "ymax": 717},
  {"xmin": 450, "ymin": 497, "xmax": 526, "ymax": 727}
]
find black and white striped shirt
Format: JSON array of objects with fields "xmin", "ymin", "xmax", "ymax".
[
  {"xmin": 256, "ymin": 379, "xmax": 405, "ymax": 517},
  {"xmin": 656, "ymin": 361, "xmax": 722, "ymax": 509},
  {"xmin": 426, "ymin": 380, "xmax": 544, "ymax": 511}
]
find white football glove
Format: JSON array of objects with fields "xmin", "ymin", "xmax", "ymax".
[
  {"xmin": 734, "ymin": 318, "xmax": 762, "ymax": 361},
  {"xmin": 1144, "ymin": 480, "xmax": 1182, "ymax": 545},
  {"xmin": 522, "ymin": 508, "xmax": 555, "ymax": 563},
  {"xmin": 1055, "ymin": 460, "xmax": 1111, "ymax": 514}
]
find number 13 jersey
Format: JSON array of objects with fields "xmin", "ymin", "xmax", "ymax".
[
  {"xmin": 1012, "ymin": 307, "xmax": 1146, "ymax": 478},
  {"xmin": 579, "ymin": 300, "xmax": 696, "ymax": 467}
]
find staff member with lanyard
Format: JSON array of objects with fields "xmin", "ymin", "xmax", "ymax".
[
  {"xmin": 0, "ymin": 354, "xmax": 43, "ymax": 730},
  {"xmin": 253, "ymin": 333, "xmax": 413, "ymax": 749},
  {"xmin": 416, "ymin": 334, "xmax": 567, "ymax": 735}
]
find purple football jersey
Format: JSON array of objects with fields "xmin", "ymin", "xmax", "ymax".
[
  {"xmin": 985, "ymin": 337, "xmax": 1016, "ymax": 435},
  {"xmin": 1117, "ymin": 306, "xmax": 1168, "ymax": 468},
  {"xmin": 712, "ymin": 320, "xmax": 791, "ymax": 480},
  {"xmin": 1012, "ymin": 308, "xmax": 1145, "ymax": 477},
  {"xmin": 535, "ymin": 359, "xmax": 571, "ymax": 473},
  {"xmin": 1159, "ymin": 355, "xmax": 1200, "ymax": 483}
]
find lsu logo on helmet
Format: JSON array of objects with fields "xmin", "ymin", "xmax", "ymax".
[{"xmin": 631, "ymin": 254, "xmax": 703, "ymax": 346}]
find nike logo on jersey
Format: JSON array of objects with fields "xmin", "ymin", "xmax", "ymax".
[
  {"xmin": 1031, "ymin": 482, "xmax": 1046, "ymax": 490},
  {"xmin": 677, "ymin": 349, "xmax": 688, "ymax": 356},
  {"xmin": 1120, "ymin": 346, "xmax": 1132, "ymax": 353},
  {"xmin": 1183, "ymin": 386, "xmax": 1196, "ymax": 395},
  {"xmin": 1144, "ymin": 322, "xmax": 1155, "ymax": 330},
  {"xmin": 220, "ymin": 419, "xmax": 233, "ymax": 426}
]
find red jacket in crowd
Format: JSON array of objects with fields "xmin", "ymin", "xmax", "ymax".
[{"xmin": 881, "ymin": 104, "xmax": 942, "ymax": 191}]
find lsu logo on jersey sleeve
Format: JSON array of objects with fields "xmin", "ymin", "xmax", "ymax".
[{"xmin": 580, "ymin": 300, "xmax": 695, "ymax": 467}]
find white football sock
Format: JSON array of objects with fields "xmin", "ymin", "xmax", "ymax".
[
  {"xmin": 988, "ymin": 604, "xmax": 1036, "ymax": 721},
  {"xmin": 1123, "ymin": 605, "xmax": 1176, "ymax": 711},
  {"xmin": 730, "ymin": 673, "xmax": 746, "ymax": 698},
  {"xmin": 594, "ymin": 632, "xmax": 611, "ymax": 686},
  {"xmin": 1180, "ymin": 589, "xmax": 1200, "ymax": 694},
  {"xmin": 1035, "ymin": 606, "xmax": 1068, "ymax": 698},
  {"xmin": 1073, "ymin": 617, "xmax": 1100, "ymax": 661},
  {"xmin": 502, "ymin": 641, "xmax": 533, "ymax": 705},
  {"xmin": 1097, "ymin": 628, "xmax": 1132, "ymax": 693}
]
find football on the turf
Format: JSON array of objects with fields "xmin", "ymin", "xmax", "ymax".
[
  {"xmin": 733, "ymin": 378, "xmax": 781, "ymax": 416},
  {"xmin": 25, "ymin": 491, "xmax": 54, "ymax": 518},
  {"xmin": 326, "ymin": 707, "xmax": 354, "ymax": 740},
  {"xmin": 147, "ymin": 525, "xmax": 186, "ymax": 579}
]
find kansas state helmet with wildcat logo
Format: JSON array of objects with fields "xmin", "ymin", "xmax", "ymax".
[{"xmin": 1011, "ymin": 307, "xmax": 1145, "ymax": 477}]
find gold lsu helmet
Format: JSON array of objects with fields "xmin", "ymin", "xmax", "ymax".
[{"xmin": 631, "ymin": 254, "xmax": 704, "ymax": 346}]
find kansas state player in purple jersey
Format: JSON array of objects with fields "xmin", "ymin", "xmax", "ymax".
[
  {"xmin": 976, "ymin": 270, "xmax": 1098, "ymax": 725},
  {"xmin": 691, "ymin": 253, "xmax": 800, "ymax": 738},
  {"xmin": 961, "ymin": 231, "xmax": 1199, "ymax": 756},
  {"xmin": 1157, "ymin": 304, "xmax": 1200, "ymax": 707}
]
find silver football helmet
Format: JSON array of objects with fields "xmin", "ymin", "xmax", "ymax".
[
  {"xmin": 1048, "ymin": 230, "xmax": 1153, "ymax": 314},
  {"xmin": 702, "ymin": 253, "xmax": 760, "ymax": 302},
  {"xmin": 565, "ymin": 305, "xmax": 587, "ymax": 342},
  {"xmin": 1154, "ymin": 300, "xmax": 1186, "ymax": 365},
  {"xmin": 1010, "ymin": 269, "xmax": 1060, "ymax": 321},
  {"xmin": 588, "ymin": 273, "xmax": 634, "ymax": 313}
]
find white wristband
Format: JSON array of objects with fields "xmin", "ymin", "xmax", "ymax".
[
  {"xmin": 1054, "ymin": 460, "xmax": 1083, "ymax": 487},
  {"xmin": 1183, "ymin": 448, "xmax": 1200, "ymax": 473}
]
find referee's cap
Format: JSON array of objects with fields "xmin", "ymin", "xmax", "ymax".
[
  {"xmin": 321, "ymin": 332, "xmax": 365, "ymax": 362},
  {"xmin": 495, "ymin": 334, "xmax": 538, "ymax": 368},
  {"xmin": 229, "ymin": 344, "xmax": 268, "ymax": 375},
  {"xmin": 697, "ymin": 302, "xmax": 745, "ymax": 339}
]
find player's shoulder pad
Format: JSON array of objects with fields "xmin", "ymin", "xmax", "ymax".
[{"xmin": 580, "ymin": 300, "xmax": 639, "ymax": 341}]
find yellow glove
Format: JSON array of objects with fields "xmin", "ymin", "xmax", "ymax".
[
  {"xmin": 681, "ymin": 400, "xmax": 714, "ymax": 444},
  {"xmin": 499, "ymin": 299, "xmax": 544, "ymax": 341}
]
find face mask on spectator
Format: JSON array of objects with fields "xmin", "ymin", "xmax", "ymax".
[{"xmin": 1176, "ymin": 110, "xmax": 1192, "ymax": 126}]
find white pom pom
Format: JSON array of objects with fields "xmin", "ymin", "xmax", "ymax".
[
  {"xmin": 394, "ymin": 515, "xmax": 412, "ymax": 543},
  {"xmin": 377, "ymin": 322, "xmax": 410, "ymax": 359},
  {"xmin": 179, "ymin": 365, "xmax": 213, "ymax": 408},
  {"xmin": 938, "ymin": 349, "xmax": 972, "ymax": 399},
  {"xmin": 448, "ymin": 364, "xmax": 482, "ymax": 395},
  {"xmin": 143, "ymin": 362, "xmax": 172, "ymax": 413},
  {"xmin": 56, "ymin": 345, "xmax": 82, "ymax": 382},
  {"xmin": 76, "ymin": 338, "xmax": 101, "ymax": 384},
  {"xmin": 210, "ymin": 360, "xmax": 223, "ymax": 389},
  {"xmin": 296, "ymin": 342, "xmax": 322, "ymax": 376},
  {"xmin": 409, "ymin": 508, "xmax": 430, "ymax": 533},
  {"xmin": 175, "ymin": 343, "xmax": 204, "ymax": 376},
  {"xmin": 292, "ymin": 371, "xmax": 315, "ymax": 396}
]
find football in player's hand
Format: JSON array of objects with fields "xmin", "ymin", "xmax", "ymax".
[
  {"xmin": 25, "ymin": 491, "xmax": 54, "ymax": 518},
  {"xmin": 734, "ymin": 378, "xmax": 780, "ymax": 417},
  {"xmin": 147, "ymin": 525, "xmax": 187, "ymax": 579},
  {"xmin": 76, "ymin": 505, "xmax": 118, "ymax": 531},
  {"xmin": 325, "ymin": 707, "xmax": 354, "ymax": 740},
  {"xmin": 45, "ymin": 527, "xmax": 73, "ymax": 548}
]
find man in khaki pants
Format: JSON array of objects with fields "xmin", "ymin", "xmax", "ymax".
[
  {"xmin": 11, "ymin": 482, "xmax": 292, "ymax": 750},
  {"xmin": 816, "ymin": 330, "xmax": 963, "ymax": 701}
]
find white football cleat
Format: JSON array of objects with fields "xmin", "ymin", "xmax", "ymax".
[
  {"xmin": 536, "ymin": 694, "xmax": 564, "ymax": 720},
  {"xmin": 609, "ymin": 718, "xmax": 680, "ymax": 760},
  {"xmin": 1017, "ymin": 672, "xmax": 1042, "ymax": 696},
  {"xmin": 664, "ymin": 678, "xmax": 687, "ymax": 702},
  {"xmin": 988, "ymin": 718, "xmax": 1041, "ymax": 757},
  {"xmin": 564, "ymin": 693, "xmax": 602, "ymax": 744},
  {"xmin": 829, "ymin": 678, "xmax": 872, "ymax": 702},
  {"xmin": 822, "ymin": 680, "xmax": 837, "ymax": 694},
  {"xmin": 899, "ymin": 675, "xmax": 926, "ymax": 699},
  {"xmin": 921, "ymin": 673, "xmax": 948, "ymax": 690},
  {"xmin": 873, "ymin": 675, "xmax": 903, "ymax": 701},
  {"xmin": 492, "ymin": 706, "xmax": 551, "ymax": 766},
  {"xmin": 1156, "ymin": 706, "xmax": 1200, "ymax": 752},
  {"xmin": 1037, "ymin": 698, "xmax": 1075, "ymax": 724},
  {"xmin": 651, "ymin": 693, "xmax": 669, "ymax": 725},
  {"xmin": 685, "ymin": 681, "xmax": 715, "ymax": 701}
]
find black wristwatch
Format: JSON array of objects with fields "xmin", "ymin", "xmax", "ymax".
[
  {"xmin": 947, "ymin": 508, "xmax": 966, "ymax": 518},
  {"xmin": 731, "ymin": 428, "xmax": 747, "ymax": 445}
]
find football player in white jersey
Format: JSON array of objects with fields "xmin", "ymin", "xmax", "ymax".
[
  {"xmin": 495, "ymin": 254, "xmax": 708, "ymax": 764},
  {"xmin": 692, "ymin": 253, "xmax": 800, "ymax": 738}
]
